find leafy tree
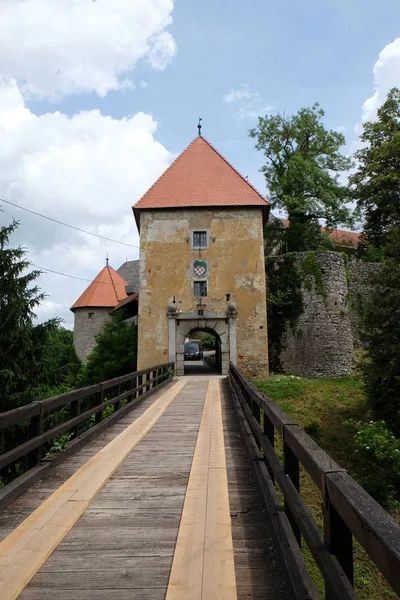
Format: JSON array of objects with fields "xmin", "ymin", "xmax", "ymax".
[
  {"xmin": 350, "ymin": 88, "xmax": 400, "ymax": 251},
  {"xmin": 80, "ymin": 311, "xmax": 137, "ymax": 385},
  {"xmin": 359, "ymin": 227, "xmax": 400, "ymax": 435},
  {"xmin": 19, "ymin": 323, "xmax": 81, "ymax": 403},
  {"xmin": 250, "ymin": 104, "xmax": 353, "ymax": 251},
  {"xmin": 201, "ymin": 333, "xmax": 216, "ymax": 350}
]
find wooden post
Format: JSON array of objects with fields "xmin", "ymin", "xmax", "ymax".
[
  {"xmin": 146, "ymin": 371, "xmax": 150, "ymax": 393},
  {"xmin": 283, "ymin": 428, "xmax": 301, "ymax": 547},
  {"xmin": 70, "ymin": 393, "xmax": 81, "ymax": 438},
  {"xmin": 28, "ymin": 403, "xmax": 44, "ymax": 468},
  {"xmin": 252, "ymin": 394, "xmax": 260, "ymax": 425},
  {"xmin": 113, "ymin": 380, "xmax": 121, "ymax": 412},
  {"xmin": 324, "ymin": 490, "xmax": 354, "ymax": 598},
  {"xmin": 138, "ymin": 374, "xmax": 143, "ymax": 397},
  {"xmin": 252, "ymin": 392, "xmax": 261, "ymax": 450},
  {"xmin": 263, "ymin": 411, "xmax": 275, "ymax": 482},
  {"xmin": 95, "ymin": 385, "xmax": 103, "ymax": 424},
  {"xmin": 133, "ymin": 375, "xmax": 138, "ymax": 401}
]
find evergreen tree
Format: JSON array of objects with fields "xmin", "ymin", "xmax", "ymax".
[
  {"xmin": 350, "ymin": 88, "xmax": 400, "ymax": 252},
  {"xmin": 0, "ymin": 217, "xmax": 80, "ymax": 410},
  {"xmin": 0, "ymin": 218, "xmax": 44, "ymax": 410},
  {"xmin": 250, "ymin": 103, "xmax": 353, "ymax": 251}
]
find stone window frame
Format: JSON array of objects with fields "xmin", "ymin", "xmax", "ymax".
[
  {"xmin": 191, "ymin": 229, "xmax": 209, "ymax": 250},
  {"xmin": 194, "ymin": 280, "xmax": 207, "ymax": 297}
]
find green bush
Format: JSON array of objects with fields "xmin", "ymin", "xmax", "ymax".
[
  {"xmin": 80, "ymin": 311, "xmax": 137, "ymax": 385},
  {"xmin": 345, "ymin": 419, "xmax": 400, "ymax": 509},
  {"xmin": 46, "ymin": 432, "xmax": 73, "ymax": 455}
]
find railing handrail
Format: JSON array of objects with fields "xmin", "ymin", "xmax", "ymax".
[
  {"xmin": 0, "ymin": 363, "xmax": 172, "ymax": 432},
  {"xmin": 229, "ymin": 362, "xmax": 400, "ymax": 600},
  {"xmin": 0, "ymin": 363, "xmax": 174, "ymax": 507}
]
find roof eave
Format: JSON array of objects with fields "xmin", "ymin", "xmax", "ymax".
[{"xmin": 133, "ymin": 206, "xmax": 140, "ymax": 232}]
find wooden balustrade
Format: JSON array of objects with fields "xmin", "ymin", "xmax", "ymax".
[
  {"xmin": 229, "ymin": 363, "xmax": 400, "ymax": 600},
  {"xmin": 0, "ymin": 363, "xmax": 173, "ymax": 509}
]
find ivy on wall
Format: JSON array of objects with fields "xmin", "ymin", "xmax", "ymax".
[{"xmin": 266, "ymin": 252, "xmax": 326, "ymax": 371}]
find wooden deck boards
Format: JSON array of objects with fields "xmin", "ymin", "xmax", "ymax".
[
  {"xmin": 0, "ymin": 377, "xmax": 296, "ymax": 600},
  {"xmin": 0, "ymin": 381, "xmax": 176, "ymax": 543},
  {"xmin": 166, "ymin": 379, "xmax": 237, "ymax": 600},
  {"xmin": 18, "ymin": 380, "xmax": 208, "ymax": 600}
]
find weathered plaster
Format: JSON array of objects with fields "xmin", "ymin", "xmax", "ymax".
[{"xmin": 137, "ymin": 207, "xmax": 268, "ymax": 378}]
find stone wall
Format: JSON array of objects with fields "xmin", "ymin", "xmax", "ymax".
[
  {"xmin": 73, "ymin": 307, "xmax": 111, "ymax": 362},
  {"xmin": 277, "ymin": 252, "xmax": 381, "ymax": 378}
]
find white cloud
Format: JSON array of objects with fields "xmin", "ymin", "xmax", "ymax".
[
  {"xmin": 0, "ymin": 0, "xmax": 177, "ymax": 98},
  {"xmin": 361, "ymin": 37, "xmax": 400, "ymax": 123},
  {"xmin": 223, "ymin": 84, "xmax": 259, "ymax": 103},
  {"xmin": 223, "ymin": 84, "xmax": 273, "ymax": 122},
  {"xmin": 237, "ymin": 104, "xmax": 274, "ymax": 122},
  {"xmin": 0, "ymin": 80, "xmax": 173, "ymax": 327}
]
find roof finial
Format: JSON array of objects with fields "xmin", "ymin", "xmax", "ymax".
[
  {"xmin": 197, "ymin": 117, "xmax": 202, "ymax": 137},
  {"xmin": 106, "ymin": 253, "xmax": 109, "ymax": 267}
]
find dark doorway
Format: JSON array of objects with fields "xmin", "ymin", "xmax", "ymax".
[{"xmin": 183, "ymin": 328, "xmax": 222, "ymax": 376}]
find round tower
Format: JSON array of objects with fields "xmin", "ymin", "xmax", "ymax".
[{"xmin": 70, "ymin": 265, "xmax": 128, "ymax": 362}]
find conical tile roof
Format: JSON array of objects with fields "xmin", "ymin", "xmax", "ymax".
[
  {"xmin": 133, "ymin": 136, "xmax": 269, "ymax": 215},
  {"xmin": 70, "ymin": 266, "xmax": 128, "ymax": 311}
]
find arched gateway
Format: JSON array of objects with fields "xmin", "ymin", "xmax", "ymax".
[
  {"xmin": 133, "ymin": 135, "xmax": 270, "ymax": 379},
  {"xmin": 168, "ymin": 309, "xmax": 237, "ymax": 376}
]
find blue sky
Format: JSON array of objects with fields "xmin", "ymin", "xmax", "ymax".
[
  {"xmin": 0, "ymin": 0, "xmax": 399, "ymax": 326},
  {"xmin": 26, "ymin": 0, "xmax": 400, "ymax": 188}
]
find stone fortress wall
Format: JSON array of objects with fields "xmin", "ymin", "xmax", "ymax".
[
  {"xmin": 278, "ymin": 252, "xmax": 379, "ymax": 377},
  {"xmin": 73, "ymin": 307, "xmax": 111, "ymax": 363}
]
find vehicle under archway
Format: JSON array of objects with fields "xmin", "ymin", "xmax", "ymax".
[{"xmin": 183, "ymin": 328, "xmax": 221, "ymax": 375}]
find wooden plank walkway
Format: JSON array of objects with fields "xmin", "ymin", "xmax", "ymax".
[{"xmin": 0, "ymin": 377, "xmax": 295, "ymax": 600}]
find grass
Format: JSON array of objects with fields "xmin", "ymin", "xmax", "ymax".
[{"xmin": 254, "ymin": 373, "xmax": 398, "ymax": 600}]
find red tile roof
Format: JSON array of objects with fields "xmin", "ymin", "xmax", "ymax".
[
  {"xmin": 134, "ymin": 136, "xmax": 269, "ymax": 212},
  {"xmin": 70, "ymin": 266, "xmax": 128, "ymax": 311},
  {"xmin": 328, "ymin": 228, "xmax": 360, "ymax": 248},
  {"xmin": 278, "ymin": 218, "xmax": 360, "ymax": 249}
]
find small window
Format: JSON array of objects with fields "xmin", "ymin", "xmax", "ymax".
[
  {"xmin": 88, "ymin": 312, "xmax": 94, "ymax": 319},
  {"xmin": 192, "ymin": 230, "xmax": 208, "ymax": 249},
  {"xmin": 194, "ymin": 281, "xmax": 207, "ymax": 297}
]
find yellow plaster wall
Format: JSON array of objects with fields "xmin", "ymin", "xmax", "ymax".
[{"xmin": 137, "ymin": 207, "xmax": 268, "ymax": 378}]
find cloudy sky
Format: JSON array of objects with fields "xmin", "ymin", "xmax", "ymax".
[{"xmin": 1, "ymin": 0, "xmax": 400, "ymax": 328}]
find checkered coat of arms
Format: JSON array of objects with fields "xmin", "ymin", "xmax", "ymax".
[{"xmin": 193, "ymin": 259, "xmax": 208, "ymax": 278}]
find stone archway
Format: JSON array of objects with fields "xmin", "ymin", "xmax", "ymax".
[
  {"xmin": 168, "ymin": 309, "xmax": 237, "ymax": 376},
  {"xmin": 184, "ymin": 326, "xmax": 222, "ymax": 374}
]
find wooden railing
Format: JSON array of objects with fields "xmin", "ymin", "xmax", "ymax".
[
  {"xmin": 0, "ymin": 363, "xmax": 173, "ymax": 509},
  {"xmin": 229, "ymin": 363, "xmax": 400, "ymax": 600}
]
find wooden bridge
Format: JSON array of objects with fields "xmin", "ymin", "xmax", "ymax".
[{"xmin": 0, "ymin": 364, "xmax": 399, "ymax": 599}]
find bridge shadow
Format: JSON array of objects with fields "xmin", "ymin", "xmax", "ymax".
[{"xmin": 184, "ymin": 359, "xmax": 220, "ymax": 376}]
